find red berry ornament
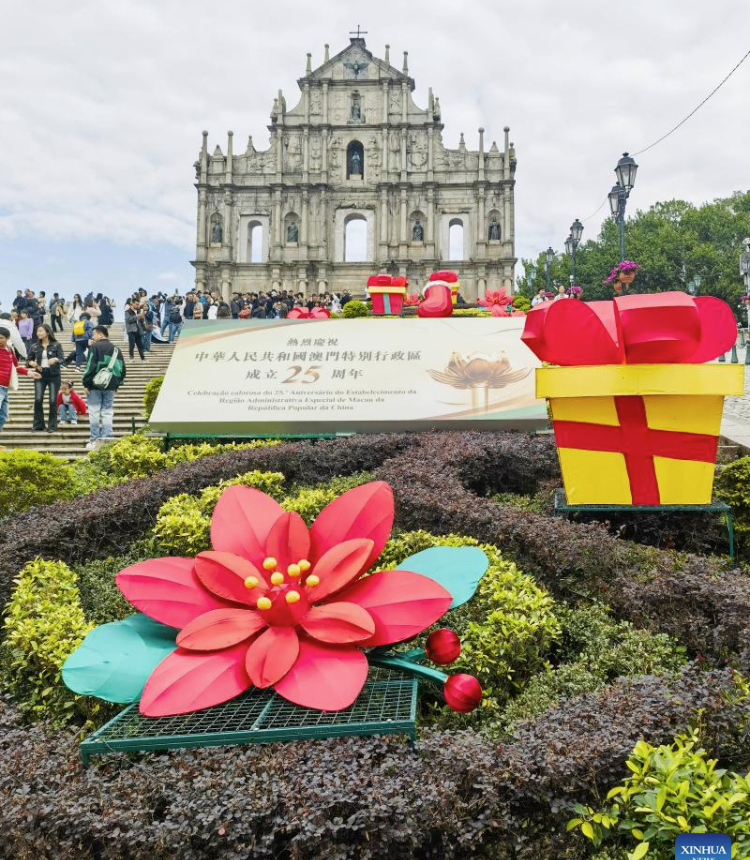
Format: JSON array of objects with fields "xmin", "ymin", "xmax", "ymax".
[
  {"xmin": 425, "ymin": 629, "xmax": 461, "ymax": 665},
  {"xmin": 444, "ymin": 674, "xmax": 482, "ymax": 713}
]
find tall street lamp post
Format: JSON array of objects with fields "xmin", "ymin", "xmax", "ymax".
[
  {"xmin": 545, "ymin": 247, "xmax": 554, "ymax": 290},
  {"xmin": 565, "ymin": 218, "xmax": 584, "ymax": 284},
  {"xmin": 608, "ymin": 152, "xmax": 638, "ymax": 261}
]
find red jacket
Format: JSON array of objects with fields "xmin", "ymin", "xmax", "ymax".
[
  {"xmin": 0, "ymin": 347, "xmax": 28, "ymax": 388},
  {"xmin": 56, "ymin": 389, "xmax": 88, "ymax": 415}
]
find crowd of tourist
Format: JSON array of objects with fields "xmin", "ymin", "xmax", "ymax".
[{"xmin": 0, "ymin": 285, "xmax": 359, "ymax": 446}]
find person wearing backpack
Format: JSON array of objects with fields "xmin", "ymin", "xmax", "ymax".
[
  {"xmin": 124, "ymin": 298, "xmax": 145, "ymax": 360},
  {"xmin": 167, "ymin": 299, "xmax": 183, "ymax": 343},
  {"xmin": 68, "ymin": 313, "xmax": 94, "ymax": 369},
  {"xmin": 82, "ymin": 325, "xmax": 126, "ymax": 449}
]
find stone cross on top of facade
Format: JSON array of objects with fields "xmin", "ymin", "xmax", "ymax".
[{"xmin": 349, "ymin": 25, "xmax": 368, "ymax": 40}]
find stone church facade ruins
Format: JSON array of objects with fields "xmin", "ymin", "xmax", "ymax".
[{"xmin": 192, "ymin": 36, "xmax": 517, "ymax": 300}]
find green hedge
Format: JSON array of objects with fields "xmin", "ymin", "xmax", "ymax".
[
  {"xmin": 0, "ymin": 451, "xmax": 75, "ymax": 518},
  {"xmin": 0, "ymin": 559, "xmax": 94, "ymax": 725}
]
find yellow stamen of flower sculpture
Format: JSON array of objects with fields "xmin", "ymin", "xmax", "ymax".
[
  {"xmin": 298, "ymin": 559, "xmax": 311, "ymax": 572},
  {"xmin": 285, "ymin": 590, "xmax": 301, "ymax": 604},
  {"xmin": 262, "ymin": 557, "xmax": 277, "ymax": 571},
  {"xmin": 257, "ymin": 597, "xmax": 272, "ymax": 610},
  {"xmin": 287, "ymin": 563, "xmax": 301, "ymax": 578},
  {"xmin": 244, "ymin": 576, "xmax": 259, "ymax": 589},
  {"xmin": 270, "ymin": 572, "xmax": 285, "ymax": 586},
  {"xmin": 305, "ymin": 574, "xmax": 320, "ymax": 588}
]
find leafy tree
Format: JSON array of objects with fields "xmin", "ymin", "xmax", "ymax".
[{"xmin": 519, "ymin": 191, "xmax": 750, "ymax": 315}]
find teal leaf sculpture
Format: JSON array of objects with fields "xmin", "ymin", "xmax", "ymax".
[
  {"xmin": 62, "ymin": 614, "xmax": 178, "ymax": 703},
  {"xmin": 398, "ymin": 546, "xmax": 489, "ymax": 609}
]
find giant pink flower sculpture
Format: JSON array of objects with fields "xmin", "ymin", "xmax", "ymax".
[{"xmin": 115, "ymin": 482, "xmax": 453, "ymax": 716}]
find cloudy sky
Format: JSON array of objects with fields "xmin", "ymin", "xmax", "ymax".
[{"xmin": 0, "ymin": 0, "xmax": 748, "ymax": 311}]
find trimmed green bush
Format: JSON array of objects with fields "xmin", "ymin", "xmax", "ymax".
[
  {"xmin": 342, "ymin": 300, "xmax": 370, "ymax": 318},
  {"xmin": 143, "ymin": 375, "xmax": 164, "ymax": 420},
  {"xmin": 1, "ymin": 558, "xmax": 93, "ymax": 724},
  {"xmin": 716, "ymin": 455, "xmax": 750, "ymax": 557},
  {"xmin": 380, "ymin": 530, "xmax": 561, "ymax": 712},
  {"xmin": 498, "ymin": 605, "xmax": 687, "ymax": 734},
  {"xmin": 569, "ymin": 729, "xmax": 750, "ymax": 858},
  {"xmin": 97, "ymin": 434, "xmax": 282, "ymax": 481},
  {"xmin": 0, "ymin": 451, "xmax": 75, "ymax": 518}
]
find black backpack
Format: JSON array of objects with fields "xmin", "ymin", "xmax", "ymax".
[{"xmin": 169, "ymin": 309, "xmax": 182, "ymax": 324}]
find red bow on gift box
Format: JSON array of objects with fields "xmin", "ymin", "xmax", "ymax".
[{"xmin": 522, "ymin": 292, "xmax": 737, "ymax": 366}]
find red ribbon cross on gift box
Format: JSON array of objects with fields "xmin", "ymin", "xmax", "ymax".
[{"xmin": 552, "ymin": 396, "xmax": 718, "ymax": 505}]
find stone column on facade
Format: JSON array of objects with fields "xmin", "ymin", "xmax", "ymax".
[
  {"xmin": 426, "ymin": 186, "xmax": 435, "ymax": 254},
  {"xmin": 273, "ymin": 188, "xmax": 283, "ymax": 251},
  {"xmin": 221, "ymin": 266, "xmax": 231, "ymax": 302},
  {"xmin": 275, "ymin": 127, "xmax": 283, "ymax": 178},
  {"xmin": 303, "ymin": 128, "xmax": 310, "ymax": 184},
  {"xmin": 399, "ymin": 186, "xmax": 408, "ymax": 255},
  {"xmin": 477, "ymin": 127, "xmax": 485, "ymax": 182},
  {"xmin": 379, "ymin": 187, "xmax": 389, "ymax": 262},
  {"xmin": 401, "ymin": 80, "xmax": 408, "ymax": 124},
  {"xmin": 301, "ymin": 188, "xmax": 309, "ymax": 249},
  {"xmin": 321, "ymin": 128, "xmax": 329, "ymax": 180},
  {"xmin": 427, "ymin": 127, "xmax": 434, "ymax": 182},
  {"xmin": 319, "ymin": 190, "xmax": 329, "ymax": 261},
  {"xmin": 503, "ymin": 126, "xmax": 510, "ymax": 180},
  {"xmin": 322, "ymin": 82, "xmax": 329, "ymax": 124},
  {"xmin": 382, "ymin": 82, "xmax": 389, "ymax": 123},
  {"xmin": 400, "ymin": 128, "xmax": 407, "ymax": 181},
  {"xmin": 477, "ymin": 186, "xmax": 486, "ymax": 256},
  {"xmin": 503, "ymin": 186, "xmax": 511, "ymax": 252},
  {"xmin": 224, "ymin": 191, "xmax": 234, "ymax": 264},
  {"xmin": 225, "ymin": 131, "xmax": 233, "ymax": 184}
]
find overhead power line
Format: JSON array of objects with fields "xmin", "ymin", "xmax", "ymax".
[{"xmin": 632, "ymin": 45, "xmax": 750, "ymax": 156}]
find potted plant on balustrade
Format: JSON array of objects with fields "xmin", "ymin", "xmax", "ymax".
[{"xmin": 604, "ymin": 260, "xmax": 641, "ymax": 294}]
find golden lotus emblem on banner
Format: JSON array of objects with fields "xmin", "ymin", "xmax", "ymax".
[{"xmin": 428, "ymin": 352, "xmax": 530, "ymax": 410}]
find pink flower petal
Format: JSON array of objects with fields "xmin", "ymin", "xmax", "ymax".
[
  {"xmin": 273, "ymin": 638, "xmax": 368, "ymax": 711},
  {"xmin": 308, "ymin": 538, "xmax": 374, "ymax": 603},
  {"xmin": 116, "ymin": 558, "xmax": 228, "ymax": 629},
  {"xmin": 309, "ymin": 481, "xmax": 394, "ymax": 569},
  {"xmin": 299, "ymin": 602, "xmax": 375, "ymax": 644},
  {"xmin": 336, "ymin": 570, "xmax": 452, "ymax": 647},
  {"xmin": 139, "ymin": 644, "xmax": 252, "ymax": 716},
  {"xmin": 194, "ymin": 551, "xmax": 268, "ymax": 605},
  {"xmin": 245, "ymin": 626, "xmax": 299, "ymax": 688},
  {"xmin": 264, "ymin": 511, "xmax": 310, "ymax": 575},
  {"xmin": 210, "ymin": 486, "xmax": 285, "ymax": 568},
  {"xmin": 176, "ymin": 609, "xmax": 267, "ymax": 651}
]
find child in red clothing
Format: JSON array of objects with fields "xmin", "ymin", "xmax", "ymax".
[
  {"xmin": 0, "ymin": 327, "xmax": 39, "ymax": 435},
  {"xmin": 56, "ymin": 380, "xmax": 88, "ymax": 425}
]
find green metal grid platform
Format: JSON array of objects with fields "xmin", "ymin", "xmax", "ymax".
[
  {"xmin": 552, "ymin": 488, "xmax": 735, "ymax": 560},
  {"xmin": 79, "ymin": 668, "xmax": 417, "ymax": 766}
]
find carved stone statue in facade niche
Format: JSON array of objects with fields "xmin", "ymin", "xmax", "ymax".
[
  {"xmin": 351, "ymin": 94, "xmax": 362, "ymax": 121},
  {"xmin": 211, "ymin": 218, "xmax": 223, "ymax": 244},
  {"xmin": 287, "ymin": 221, "xmax": 299, "ymax": 243},
  {"xmin": 412, "ymin": 219, "xmax": 424, "ymax": 242},
  {"xmin": 349, "ymin": 149, "xmax": 362, "ymax": 176},
  {"xmin": 488, "ymin": 217, "xmax": 501, "ymax": 241},
  {"xmin": 329, "ymin": 138, "xmax": 341, "ymax": 168}
]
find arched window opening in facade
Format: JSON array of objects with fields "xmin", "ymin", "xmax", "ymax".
[
  {"xmin": 248, "ymin": 222, "xmax": 263, "ymax": 263},
  {"xmin": 344, "ymin": 214, "xmax": 367, "ymax": 262},
  {"xmin": 449, "ymin": 219, "xmax": 464, "ymax": 261}
]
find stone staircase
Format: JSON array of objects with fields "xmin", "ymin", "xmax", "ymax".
[{"xmin": 3, "ymin": 323, "xmax": 175, "ymax": 459}]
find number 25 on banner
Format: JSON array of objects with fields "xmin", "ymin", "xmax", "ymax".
[{"xmin": 283, "ymin": 365, "xmax": 322, "ymax": 384}]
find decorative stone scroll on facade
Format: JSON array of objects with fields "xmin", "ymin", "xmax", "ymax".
[{"xmin": 192, "ymin": 37, "xmax": 517, "ymax": 300}]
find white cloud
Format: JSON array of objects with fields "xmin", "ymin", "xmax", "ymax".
[{"xmin": 0, "ymin": 0, "xmax": 748, "ymax": 273}]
